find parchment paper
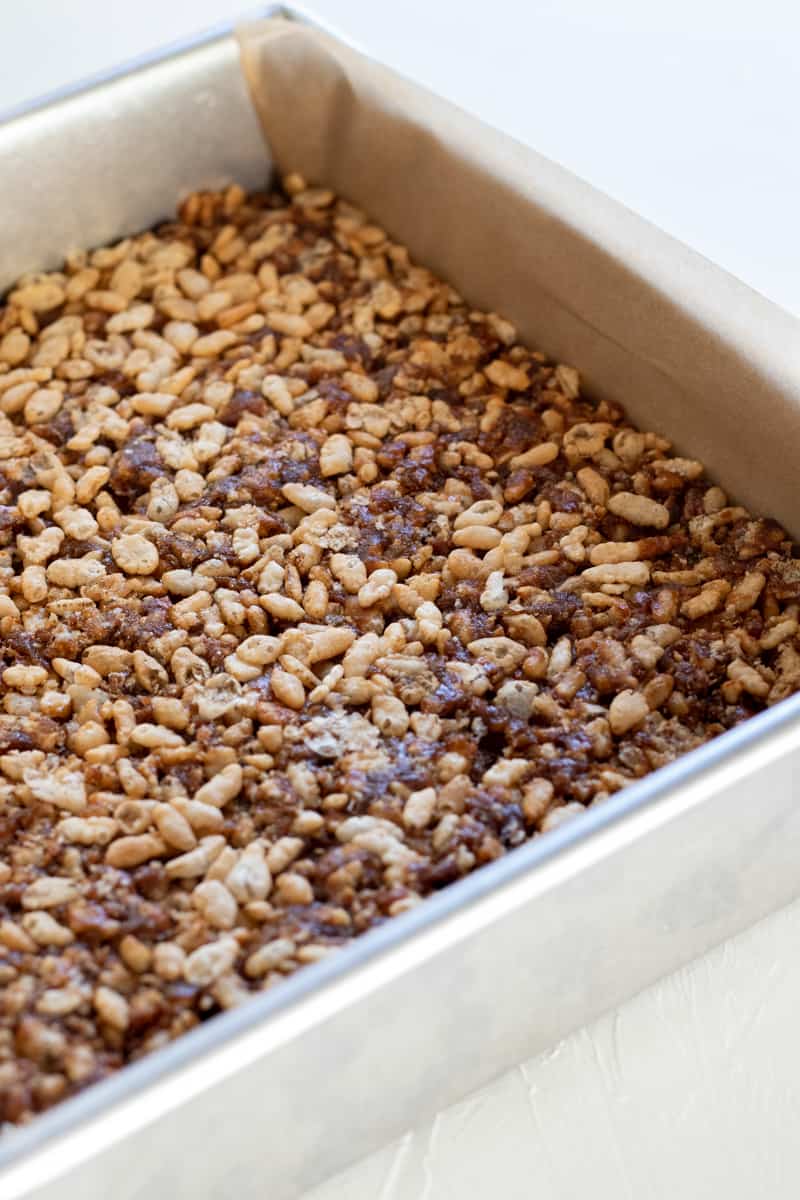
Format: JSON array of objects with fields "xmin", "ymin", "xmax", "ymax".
[{"xmin": 238, "ymin": 17, "xmax": 800, "ymax": 535}]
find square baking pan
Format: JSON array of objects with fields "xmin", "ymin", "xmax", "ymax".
[{"xmin": 2, "ymin": 9, "xmax": 800, "ymax": 1200}]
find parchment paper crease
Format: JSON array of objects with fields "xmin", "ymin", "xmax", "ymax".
[{"xmin": 238, "ymin": 17, "xmax": 800, "ymax": 534}]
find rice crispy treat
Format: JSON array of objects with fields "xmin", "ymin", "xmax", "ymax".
[{"xmin": 1, "ymin": 177, "xmax": 799, "ymax": 1124}]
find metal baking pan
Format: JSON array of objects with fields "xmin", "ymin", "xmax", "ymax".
[{"xmin": 3, "ymin": 9, "xmax": 800, "ymax": 1200}]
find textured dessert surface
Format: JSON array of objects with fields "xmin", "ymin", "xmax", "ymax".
[{"xmin": 0, "ymin": 179, "xmax": 798, "ymax": 1126}]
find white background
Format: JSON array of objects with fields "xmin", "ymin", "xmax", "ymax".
[
  {"xmin": 5, "ymin": 0, "xmax": 800, "ymax": 319},
  {"xmin": 4, "ymin": 4, "xmax": 800, "ymax": 1197}
]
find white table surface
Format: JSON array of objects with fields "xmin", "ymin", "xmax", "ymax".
[{"xmin": 4, "ymin": 3, "xmax": 800, "ymax": 1197}]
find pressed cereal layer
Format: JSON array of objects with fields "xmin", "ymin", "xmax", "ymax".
[{"xmin": 1, "ymin": 178, "xmax": 799, "ymax": 1124}]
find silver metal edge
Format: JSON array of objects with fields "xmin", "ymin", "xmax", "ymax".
[
  {"xmin": 0, "ymin": 6, "xmax": 281, "ymax": 127},
  {"xmin": 3, "ymin": 688, "xmax": 800, "ymax": 1190},
  {"xmin": 0, "ymin": 3, "xmax": 360, "ymax": 128},
  {"xmin": 2, "ymin": 6, "xmax": 800, "ymax": 1194},
  {"xmin": 0, "ymin": 6, "xmax": 362, "ymax": 293}
]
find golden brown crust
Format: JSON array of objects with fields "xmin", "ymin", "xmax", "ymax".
[{"xmin": 0, "ymin": 178, "xmax": 798, "ymax": 1124}]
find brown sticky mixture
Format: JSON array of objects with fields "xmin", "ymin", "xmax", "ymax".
[{"xmin": 1, "ymin": 176, "xmax": 799, "ymax": 1126}]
